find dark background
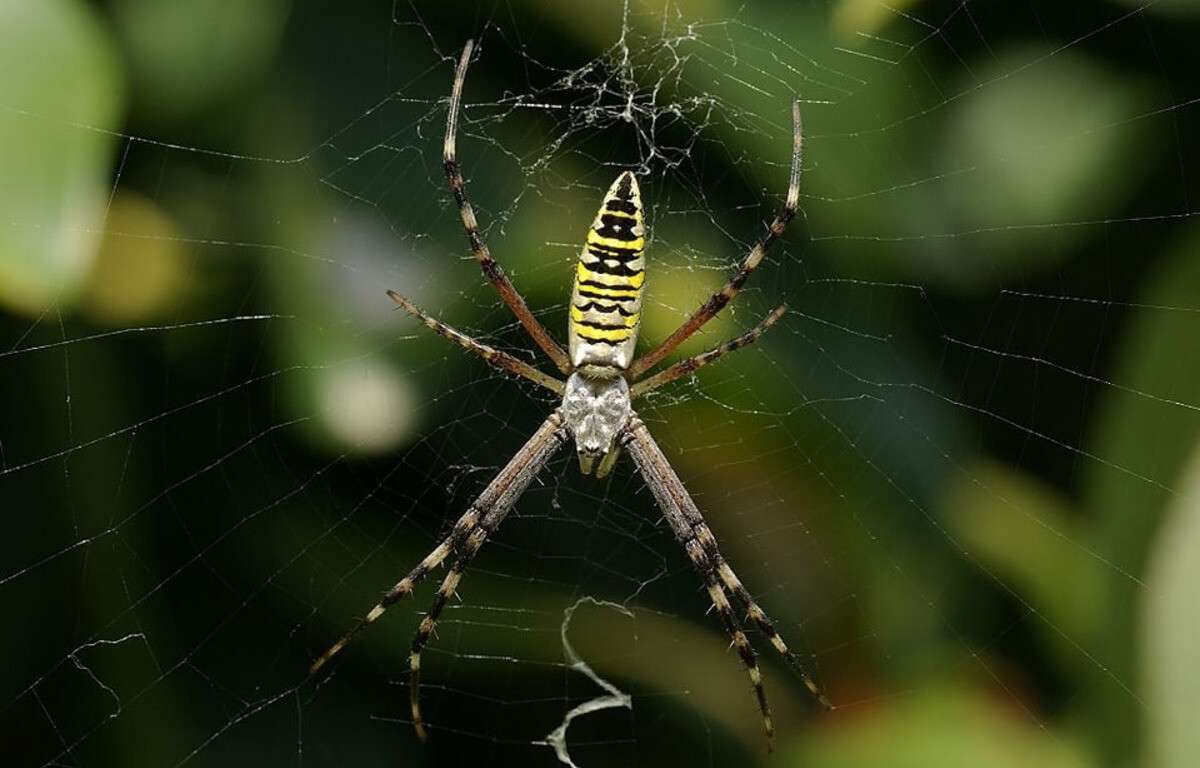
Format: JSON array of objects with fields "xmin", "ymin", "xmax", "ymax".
[{"xmin": 2, "ymin": 1, "xmax": 1199, "ymax": 766}]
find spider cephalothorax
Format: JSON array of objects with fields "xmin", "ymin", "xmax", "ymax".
[
  {"xmin": 311, "ymin": 39, "xmax": 828, "ymax": 751},
  {"xmin": 562, "ymin": 372, "xmax": 630, "ymax": 477}
]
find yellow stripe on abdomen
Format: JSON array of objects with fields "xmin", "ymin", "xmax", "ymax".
[
  {"xmin": 587, "ymin": 230, "xmax": 645, "ymax": 252},
  {"xmin": 569, "ymin": 171, "xmax": 646, "ymax": 372},
  {"xmin": 574, "ymin": 324, "xmax": 635, "ymax": 342},
  {"xmin": 576, "ymin": 262, "xmax": 645, "ymax": 289}
]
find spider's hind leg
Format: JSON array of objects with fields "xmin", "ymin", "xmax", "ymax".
[
  {"xmin": 403, "ymin": 413, "xmax": 569, "ymax": 740},
  {"xmin": 407, "ymin": 556, "xmax": 469, "ymax": 741},
  {"xmin": 686, "ymin": 539, "xmax": 777, "ymax": 749},
  {"xmin": 442, "ymin": 40, "xmax": 571, "ymax": 373},
  {"xmin": 629, "ymin": 304, "xmax": 787, "ymax": 398},
  {"xmin": 406, "ymin": 522, "xmax": 490, "ymax": 741},
  {"xmin": 310, "ymin": 412, "xmax": 569, "ymax": 739},
  {"xmin": 626, "ymin": 101, "xmax": 803, "ymax": 380}
]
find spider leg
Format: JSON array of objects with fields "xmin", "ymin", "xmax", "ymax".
[
  {"xmin": 629, "ymin": 304, "xmax": 787, "ymax": 399},
  {"xmin": 444, "ymin": 40, "xmax": 572, "ymax": 374},
  {"xmin": 407, "ymin": 411, "xmax": 569, "ymax": 740},
  {"xmin": 627, "ymin": 102, "xmax": 802, "ymax": 380},
  {"xmin": 703, "ymin": 542, "xmax": 831, "ymax": 709},
  {"xmin": 310, "ymin": 413, "xmax": 569, "ymax": 684},
  {"xmin": 673, "ymin": 487, "xmax": 831, "ymax": 708},
  {"xmin": 630, "ymin": 415, "xmax": 828, "ymax": 707},
  {"xmin": 387, "ymin": 290, "xmax": 564, "ymax": 395},
  {"xmin": 309, "ymin": 513, "xmax": 469, "ymax": 675},
  {"xmin": 622, "ymin": 415, "xmax": 776, "ymax": 751},
  {"xmin": 407, "ymin": 505, "xmax": 498, "ymax": 741}
]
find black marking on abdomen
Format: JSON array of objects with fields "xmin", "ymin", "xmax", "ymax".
[
  {"xmin": 614, "ymin": 173, "xmax": 634, "ymax": 200},
  {"xmin": 574, "ymin": 300, "xmax": 638, "ymax": 316},
  {"xmin": 575, "ymin": 318, "xmax": 635, "ymax": 331},
  {"xmin": 587, "ymin": 243, "xmax": 642, "ymax": 260},
  {"xmin": 582, "ymin": 260, "xmax": 644, "ymax": 277},
  {"xmin": 578, "ymin": 279, "xmax": 639, "ymax": 291},
  {"xmin": 594, "ymin": 222, "xmax": 640, "ymax": 241},
  {"xmin": 574, "ymin": 335, "xmax": 619, "ymax": 346},
  {"xmin": 600, "ymin": 213, "xmax": 639, "ymax": 230}
]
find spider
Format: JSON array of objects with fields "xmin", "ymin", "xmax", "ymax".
[{"xmin": 310, "ymin": 40, "xmax": 830, "ymax": 751}]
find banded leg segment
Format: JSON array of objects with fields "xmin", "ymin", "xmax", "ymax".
[
  {"xmin": 626, "ymin": 394, "xmax": 827, "ymax": 706},
  {"xmin": 408, "ymin": 547, "xmax": 470, "ymax": 741},
  {"xmin": 705, "ymin": 552, "xmax": 830, "ymax": 710},
  {"xmin": 444, "ymin": 40, "xmax": 571, "ymax": 374},
  {"xmin": 695, "ymin": 527, "xmax": 830, "ymax": 708},
  {"xmin": 407, "ymin": 504, "xmax": 504, "ymax": 740},
  {"xmin": 624, "ymin": 416, "xmax": 829, "ymax": 717},
  {"xmin": 310, "ymin": 413, "xmax": 569, "ymax": 679},
  {"xmin": 387, "ymin": 290, "xmax": 564, "ymax": 395},
  {"xmin": 623, "ymin": 416, "xmax": 776, "ymax": 750},
  {"xmin": 628, "ymin": 102, "xmax": 803, "ymax": 380},
  {"xmin": 309, "ymin": 510, "xmax": 475, "ymax": 675},
  {"xmin": 406, "ymin": 412, "xmax": 570, "ymax": 740},
  {"xmin": 629, "ymin": 304, "xmax": 787, "ymax": 399}
]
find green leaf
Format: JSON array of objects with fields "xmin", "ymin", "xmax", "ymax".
[
  {"xmin": 1083, "ymin": 226, "xmax": 1200, "ymax": 761},
  {"xmin": 935, "ymin": 46, "xmax": 1149, "ymax": 287},
  {"xmin": 787, "ymin": 686, "xmax": 1093, "ymax": 768},
  {"xmin": 112, "ymin": 0, "xmax": 289, "ymax": 121},
  {"xmin": 943, "ymin": 460, "xmax": 1100, "ymax": 670},
  {"xmin": 1142, "ymin": 444, "xmax": 1200, "ymax": 768},
  {"xmin": 0, "ymin": 0, "xmax": 123, "ymax": 314}
]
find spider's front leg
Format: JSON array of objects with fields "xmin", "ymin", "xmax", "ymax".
[
  {"xmin": 622, "ymin": 414, "xmax": 779, "ymax": 750},
  {"xmin": 310, "ymin": 413, "xmax": 570, "ymax": 743},
  {"xmin": 622, "ymin": 414, "xmax": 831, "ymax": 749}
]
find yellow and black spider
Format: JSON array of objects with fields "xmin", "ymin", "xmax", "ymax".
[{"xmin": 310, "ymin": 40, "xmax": 829, "ymax": 750}]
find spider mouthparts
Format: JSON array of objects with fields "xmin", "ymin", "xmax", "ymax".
[{"xmin": 576, "ymin": 451, "xmax": 597, "ymax": 476}]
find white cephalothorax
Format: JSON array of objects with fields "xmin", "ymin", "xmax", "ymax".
[
  {"xmin": 562, "ymin": 372, "xmax": 631, "ymax": 477},
  {"xmin": 311, "ymin": 39, "xmax": 826, "ymax": 752}
]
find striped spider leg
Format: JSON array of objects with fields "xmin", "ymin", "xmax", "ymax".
[
  {"xmin": 385, "ymin": 290, "xmax": 563, "ymax": 395},
  {"xmin": 403, "ymin": 413, "xmax": 569, "ymax": 740},
  {"xmin": 621, "ymin": 414, "xmax": 830, "ymax": 754},
  {"xmin": 310, "ymin": 411, "xmax": 570, "ymax": 742},
  {"xmin": 622, "ymin": 415, "xmax": 830, "ymax": 712},
  {"xmin": 444, "ymin": 40, "xmax": 571, "ymax": 374},
  {"xmin": 629, "ymin": 303, "xmax": 788, "ymax": 399},
  {"xmin": 626, "ymin": 100, "xmax": 803, "ymax": 380},
  {"xmin": 621, "ymin": 414, "xmax": 777, "ymax": 747}
]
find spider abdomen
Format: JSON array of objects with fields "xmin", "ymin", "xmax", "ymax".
[{"xmin": 568, "ymin": 171, "xmax": 645, "ymax": 372}]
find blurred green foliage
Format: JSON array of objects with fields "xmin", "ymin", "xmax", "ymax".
[
  {"xmin": 2, "ymin": 1, "xmax": 1200, "ymax": 767},
  {"xmin": 1143, "ymin": 444, "xmax": 1200, "ymax": 768},
  {"xmin": 0, "ymin": 0, "xmax": 122, "ymax": 312}
]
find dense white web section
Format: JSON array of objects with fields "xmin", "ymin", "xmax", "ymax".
[{"xmin": 2, "ymin": 1, "xmax": 1197, "ymax": 766}]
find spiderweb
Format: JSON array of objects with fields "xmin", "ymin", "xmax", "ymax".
[{"xmin": 3, "ymin": 1, "xmax": 1198, "ymax": 766}]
